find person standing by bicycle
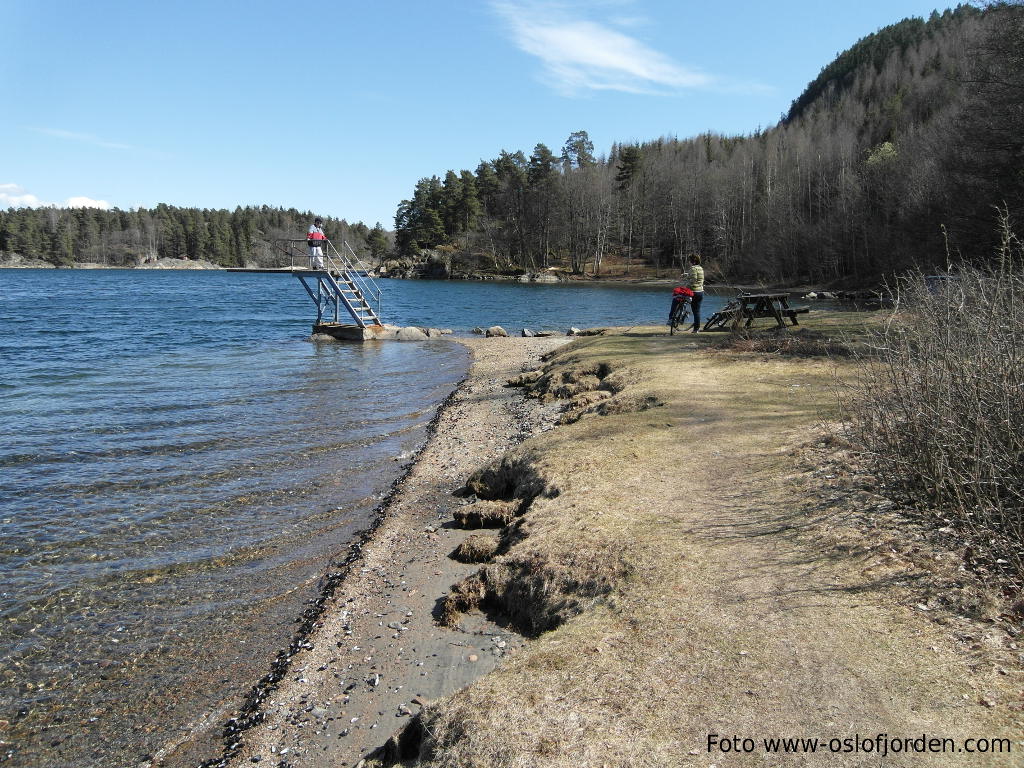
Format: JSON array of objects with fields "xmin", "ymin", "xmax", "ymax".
[{"xmin": 685, "ymin": 253, "xmax": 705, "ymax": 332}]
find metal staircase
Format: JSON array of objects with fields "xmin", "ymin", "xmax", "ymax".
[{"xmin": 293, "ymin": 239, "xmax": 383, "ymax": 328}]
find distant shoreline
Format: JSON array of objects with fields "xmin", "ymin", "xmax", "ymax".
[
  {"xmin": 0, "ymin": 256, "xmax": 223, "ymax": 270},
  {"xmin": 0, "ymin": 260, "xmax": 878, "ymax": 297}
]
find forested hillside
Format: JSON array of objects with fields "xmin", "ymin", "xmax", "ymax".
[
  {"xmin": 394, "ymin": 3, "xmax": 1024, "ymax": 283},
  {"xmin": 0, "ymin": 205, "xmax": 390, "ymax": 267}
]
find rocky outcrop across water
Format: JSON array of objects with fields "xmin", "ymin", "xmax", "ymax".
[
  {"xmin": 377, "ymin": 249, "xmax": 565, "ymax": 282},
  {"xmin": 136, "ymin": 257, "xmax": 222, "ymax": 270}
]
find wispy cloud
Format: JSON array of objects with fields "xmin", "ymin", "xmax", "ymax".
[
  {"xmin": 35, "ymin": 127, "xmax": 141, "ymax": 152},
  {"xmin": 492, "ymin": 1, "xmax": 711, "ymax": 95},
  {"xmin": 0, "ymin": 183, "xmax": 111, "ymax": 210}
]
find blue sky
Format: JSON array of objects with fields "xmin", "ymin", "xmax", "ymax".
[{"xmin": 1, "ymin": 0, "xmax": 951, "ymax": 228}]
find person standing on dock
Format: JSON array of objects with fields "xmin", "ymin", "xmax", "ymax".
[
  {"xmin": 307, "ymin": 217, "xmax": 327, "ymax": 269},
  {"xmin": 685, "ymin": 253, "xmax": 704, "ymax": 332}
]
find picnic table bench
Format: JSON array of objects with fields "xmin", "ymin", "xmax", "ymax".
[{"xmin": 702, "ymin": 292, "xmax": 810, "ymax": 331}]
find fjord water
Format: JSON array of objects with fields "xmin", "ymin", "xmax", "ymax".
[{"xmin": 0, "ymin": 270, "xmax": 682, "ymax": 766}]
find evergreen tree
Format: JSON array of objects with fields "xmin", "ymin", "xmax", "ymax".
[
  {"xmin": 441, "ymin": 170, "xmax": 463, "ymax": 239},
  {"xmin": 562, "ymin": 130, "xmax": 596, "ymax": 170},
  {"xmin": 457, "ymin": 170, "xmax": 481, "ymax": 233},
  {"xmin": 367, "ymin": 222, "xmax": 389, "ymax": 259}
]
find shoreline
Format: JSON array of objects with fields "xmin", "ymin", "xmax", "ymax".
[
  {"xmin": 150, "ymin": 335, "xmax": 570, "ymax": 768},
  {"xmin": 150, "ymin": 321, "xmax": 1021, "ymax": 767},
  {"xmin": 0, "ymin": 257, "xmax": 222, "ymax": 270}
]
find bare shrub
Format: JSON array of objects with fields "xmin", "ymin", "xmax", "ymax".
[{"xmin": 841, "ymin": 218, "xmax": 1024, "ymax": 579}]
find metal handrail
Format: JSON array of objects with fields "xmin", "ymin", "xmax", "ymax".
[
  {"xmin": 322, "ymin": 238, "xmax": 383, "ymax": 319},
  {"xmin": 342, "ymin": 240, "xmax": 383, "ymax": 304}
]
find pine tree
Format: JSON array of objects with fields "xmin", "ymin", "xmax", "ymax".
[{"xmin": 561, "ymin": 130, "xmax": 596, "ymax": 170}]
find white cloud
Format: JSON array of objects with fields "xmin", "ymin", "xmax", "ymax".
[
  {"xmin": 0, "ymin": 183, "xmax": 45, "ymax": 208},
  {"xmin": 492, "ymin": 1, "xmax": 711, "ymax": 95},
  {"xmin": 64, "ymin": 195, "xmax": 113, "ymax": 209},
  {"xmin": 0, "ymin": 183, "xmax": 112, "ymax": 210}
]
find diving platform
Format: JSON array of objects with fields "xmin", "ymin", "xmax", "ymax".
[
  {"xmin": 226, "ymin": 267, "xmax": 315, "ymax": 274},
  {"xmin": 226, "ymin": 267, "xmax": 371, "ymax": 276},
  {"xmin": 230, "ymin": 239, "xmax": 385, "ymax": 337}
]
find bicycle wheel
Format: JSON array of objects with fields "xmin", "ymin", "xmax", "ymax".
[{"xmin": 670, "ymin": 306, "xmax": 689, "ymax": 335}]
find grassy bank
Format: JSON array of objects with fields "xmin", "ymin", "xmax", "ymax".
[{"xmin": 370, "ymin": 317, "xmax": 1022, "ymax": 766}]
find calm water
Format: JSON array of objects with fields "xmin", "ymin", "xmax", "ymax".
[{"xmin": 0, "ymin": 270, "xmax": 706, "ymax": 767}]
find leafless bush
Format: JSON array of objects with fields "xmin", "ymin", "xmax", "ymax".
[{"xmin": 841, "ymin": 217, "xmax": 1024, "ymax": 578}]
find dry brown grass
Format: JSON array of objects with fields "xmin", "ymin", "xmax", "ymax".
[
  {"xmin": 450, "ymin": 534, "xmax": 499, "ymax": 564},
  {"xmin": 372, "ymin": 322, "xmax": 1022, "ymax": 768},
  {"xmin": 461, "ymin": 453, "xmax": 551, "ymax": 502},
  {"xmin": 452, "ymin": 500, "xmax": 520, "ymax": 529},
  {"xmin": 704, "ymin": 323, "xmax": 864, "ymax": 357}
]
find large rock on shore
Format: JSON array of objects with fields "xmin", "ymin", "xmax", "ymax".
[{"xmin": 395, "ymin": 326, "xmax": 429, "ymax": 340}]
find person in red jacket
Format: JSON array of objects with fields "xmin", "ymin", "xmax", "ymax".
[{"xmin": 307, "ymin": 217, "xmax": 326, "ymax": 269}]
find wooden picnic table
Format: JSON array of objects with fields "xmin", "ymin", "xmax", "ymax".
[{"xmin": 737, "ymin": 293, "xmax": 808, "ymax": 328}]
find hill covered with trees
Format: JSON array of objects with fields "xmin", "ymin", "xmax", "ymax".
[
  {"xmin": 393, "ymin": 3, "xmax": 1024, "ymax": 283},
  {"xmin": 0, "ymin": 204, "xmax": 390, "ymax": 268}
]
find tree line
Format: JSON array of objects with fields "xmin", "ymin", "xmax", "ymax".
[
  {"xmin": 394, "ymin": 3, "xmax": 1024, "ymax": 283},
  {"xmin": 0, "ymin": 204, "xmax": 390, "ymax": 267}
]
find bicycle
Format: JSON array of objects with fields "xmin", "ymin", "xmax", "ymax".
[
  {"xmin": 668, "ymin": 298, "xmax": 692, "ymax": 335},
  {"xmin": 701, "ymin": 296, "xmax": 743, "ymax": 331}
]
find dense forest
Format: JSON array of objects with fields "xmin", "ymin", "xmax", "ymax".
[
  {"xmin": 394, "ymin": 3, "xmax": 1024, "ymax": 283},
  {"xmin": 3, "ymin": 4, "xmax": 1021, "ymax": 282},
  {"xmin": 0, "ymin": 204, "xmax": 390, "ymax": 268}
]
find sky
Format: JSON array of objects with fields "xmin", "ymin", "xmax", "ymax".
[{"xmin": 1, "ymin": 0, "xmax": 954, "ymax": 229}]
